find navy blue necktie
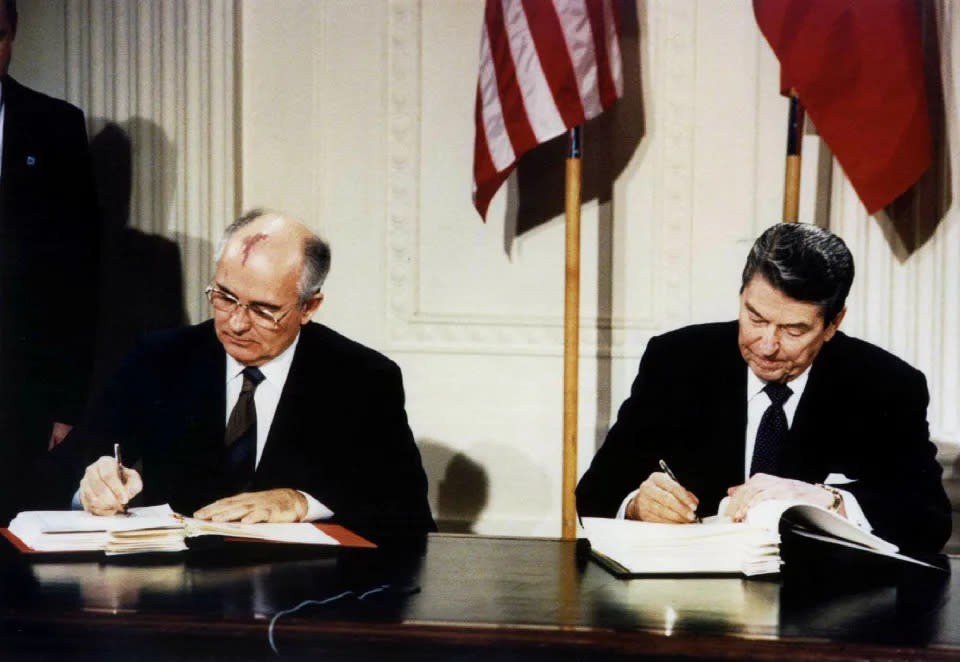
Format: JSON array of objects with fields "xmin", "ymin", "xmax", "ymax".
[
  {"xmin": 225, "ymin": 367, "xmax": 266, "ymax": 492},
  {"xmin": 750, "ymin": 382, "xmax": 793, "ymax": 476}
]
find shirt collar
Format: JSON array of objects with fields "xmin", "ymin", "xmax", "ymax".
[
  {"xmin": 746, "ymin": 363, "xmax": 811, "ymax": 402},
  {"xmin": 225, "ymin": 331, "xmax": 301, "ymax": 385}
]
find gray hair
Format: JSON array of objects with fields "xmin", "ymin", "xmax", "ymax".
[
  {"xmin": 217, "ymin": 208, "xmax": 331, "ymax": 306},
  {"xmin": 741, "ymin": 223, "xmax": 854, "ymax": 324}
]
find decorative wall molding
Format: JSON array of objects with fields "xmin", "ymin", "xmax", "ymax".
[
  {"xmin": 656, "ymin": 1, "xmax": 696, "ymax": 331},
  {"xmin": 65, "ymin": 0, "xmax": 237, "ymax": 324},
  {"xmin": 384, "ymin": 1, "xmax": 698, "ymax": 358}
]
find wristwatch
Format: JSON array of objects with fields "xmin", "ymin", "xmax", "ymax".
[{"xmin": 816, "ymin": 484, "xmax": 844, "ymax": 513}]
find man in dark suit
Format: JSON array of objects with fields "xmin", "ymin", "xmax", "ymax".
[
  {"xmin": 48, "ymin": 210, "xmax": 435, "ymax": 542},
  {"xmin": 0, "ymin": 0, "xmax": 99, "ymax": 521},
  {"xmin": 577, "ymin": 223, "xmax": 951, "ymax": 553}
]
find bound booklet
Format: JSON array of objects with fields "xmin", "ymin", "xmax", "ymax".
[
  {"xmin": 582, "ymin": 498, "xmax": 938, "ymax": 577},
  {"xmin": 5, "ymin": 504, "xmax": 374, "ymax": 555}
]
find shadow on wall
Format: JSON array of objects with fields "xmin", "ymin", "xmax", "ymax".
[
  {"xmin": 418, "ymin": 439, "xmax": 489, "ymax": 533},
  {"xmin": 877, "ymin": 1, "xmax": 952, "ymax": 259},
  {"xmin": 88, "ymin": 119, "xmax": 188, "ymax": 401},
  {"xmin": 945, "ymin": 447, "xmax": 960, "ymax": 555}
]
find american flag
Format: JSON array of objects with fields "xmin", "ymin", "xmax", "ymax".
[{"xmin": 473, "ymin": 0, "xmax": 624, "ymax": 220}]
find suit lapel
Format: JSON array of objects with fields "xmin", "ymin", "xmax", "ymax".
[
  {"xmin": 783, "ymin": 334, "xmax": 844, "ymax": 481},
  {"xmin": 256, "ymin": 327, "xmax": 323, "ymax": 477},
  {"xmin": 184, "ymin": 324, "xmax": 228, "ymax": 458},
  {"xmin": 717, "ymin": 327, "xmax": 749, "ymax": 483}
]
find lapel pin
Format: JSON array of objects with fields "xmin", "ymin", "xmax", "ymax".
[{"xmin": 26, "ymin": 156, "xmax": 36, "ymax": 166}]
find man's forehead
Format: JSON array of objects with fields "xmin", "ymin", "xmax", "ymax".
[
  {"xmin": 227, "ymin": 218, "xmax": 298, "ymax": 256},
  {"xmin": 239, "ymin": 232, "xmax": 269, "ymax": 266},
  {"xmin": 742, "ymin": 278, "xmax": 824, "ymax": 325}
]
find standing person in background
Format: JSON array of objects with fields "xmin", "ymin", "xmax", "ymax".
[{"xmin": 0, "ymin": 0, "xmax": 100, "ymax": 521}]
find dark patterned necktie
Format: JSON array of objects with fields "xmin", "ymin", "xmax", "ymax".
[
  {"xmin": 750, "ymin": 382, "xmax": 793, "ymax": 476},
  {"xmin": 225, "ymin": 366, "xmax": 266, "ymax": 491}
]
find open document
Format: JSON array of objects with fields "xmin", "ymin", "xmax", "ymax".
[
  {"xmin": 6, "ymin": 504, "xmax": 369, "ymax": 555},
  {"xmin": 583, "ymin": 498, "xmax": 939, "ymax": 577}
]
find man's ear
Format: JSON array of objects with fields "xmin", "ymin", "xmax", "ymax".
[
  {"xmin": 299, "ymin": 292, "xmax": 324, "ymax": 325},
  {"xmin": 823, "ymin": 306, "xmax": 846, "ymax": 342}
]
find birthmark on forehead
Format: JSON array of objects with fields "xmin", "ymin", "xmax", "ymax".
[{"xmin": 240, "ymin": 233, "xmax": 269, "ymax": 265}]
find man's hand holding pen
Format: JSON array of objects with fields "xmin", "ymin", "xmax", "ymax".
[
  {"xmin": 79, "ymin": 451, "xmax": 143, "ymax": 516},
  {"xmin": 625, "ymin": 460, "xmax": 701, "ymax": 523}
]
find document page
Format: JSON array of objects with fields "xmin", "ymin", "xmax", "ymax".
[{"xmin": 179, "ymin": 517, "xmax": 340, "ymax": 545}]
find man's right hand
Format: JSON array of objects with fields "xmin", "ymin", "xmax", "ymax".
[
  {"xmin": 625, "ymin": 471, "xmax": 700, "ymax": 523},
  {"xmin": 79, "ymin": 456, "xmax": 143, "ymax": 516}
]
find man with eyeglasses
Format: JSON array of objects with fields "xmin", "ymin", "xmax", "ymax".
[{"xmin": 44, "ymin": 210, "xmax": 436, "ymax": 541}]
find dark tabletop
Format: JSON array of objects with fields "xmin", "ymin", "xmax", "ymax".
[{"xmin": 0, "ymin": 533, "xmax": 958, "ymax": 661}]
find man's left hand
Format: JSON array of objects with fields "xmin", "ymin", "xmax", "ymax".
[
  {"xmin": 193, "ymin": 488, "xmax": 308, "ymax": 523},
  {"xmin": 726, "ymin": 473, "xmax": 845, "ymax": 521}
]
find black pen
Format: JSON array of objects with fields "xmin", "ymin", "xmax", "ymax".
[
  {"xmin": 658, "ymin": 459, "xmax": 701, "ymax": 523},
  {"xmin": 114, "ymin": 443, "xmax": 130, "ymax": 515}
]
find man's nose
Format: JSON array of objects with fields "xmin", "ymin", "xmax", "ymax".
[
  {"xmin": 757, "ymin": 326, "xmax": 780, "ymax": 355},
  {"xmin": 228, "ymin": 305, "xmax": 252, "ymax": 332}
]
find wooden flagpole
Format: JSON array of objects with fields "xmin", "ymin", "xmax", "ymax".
[
  {"xmin": 562, "ymin": 126, "xmax": 582, "ymax": 540},
  {"xmin": 783, "ymin": 90, "xmax": 805, "ymax": 223}
]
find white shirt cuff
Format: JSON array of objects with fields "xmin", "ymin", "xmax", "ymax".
[
  {"xmin": 298, "ymin": 491, "xmax": 334, "ymax": 522},
  {"xmin": 616, "ymin": 487, "xmax": 642, "ymax": 519}
]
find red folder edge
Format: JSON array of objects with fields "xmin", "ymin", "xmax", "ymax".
[{"xmin": 1, "ymin": 523, "xmax": 376, "ymax": 554}]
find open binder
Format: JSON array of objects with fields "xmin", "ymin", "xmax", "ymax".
[
  {"xmin": 3, "ymin": 504, "xmax": 374, "ymax": 555},
  {"xmin": 583, "ymin": 498, "xmax": 941, "ymax": 577}
]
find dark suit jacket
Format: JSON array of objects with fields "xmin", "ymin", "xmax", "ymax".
[
  {"xmin": 0, "ymin": 76, "xmax": 99, "ymax": 520},
  {"xmin": 576, "ymin": 321, "xmax": 952, "ymax": 553},
  {"xmin": 45, "ymin": 320, "xmax": 436, "ymax": 542}
]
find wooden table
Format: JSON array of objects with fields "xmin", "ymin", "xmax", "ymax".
[{"xmin": 1, "ymin": 533, "xmax": 958, "ymax": 661}]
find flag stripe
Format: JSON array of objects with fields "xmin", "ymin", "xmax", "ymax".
[
  {"xmin": 473, "ymin": 85, "xmax": 514, "ymax": 220},
  {"xmin": 552, "ymin": 0, "xmax": 604, "ymax": 119},
  {"xmin": 521, "ymin": 0, "xmax": 587, "ymax": 128},
  {"xmin": 473, "ymin": 0, "xmax": 623, "ymax": 219},
  {"xmin": 589, "ymin": 0, "xmax": 621, "ymax": 108},
  {"xmin": 501, "ymin": 0, "xmax": 567, "ymax": 144},
  {"xmin": 604, "ymin": 0, "xmax": 623, "ymax": 99},
  {"xmin": 473, "ymin": 85, "xmax": 500, "ymax": 197},
  {"xmin": 478, "ymin": 16, "xmax": 518, "ymax": 172},
  {"xmin": 483, "ymin": 0, "xmax": 532, "ymax": 169}
]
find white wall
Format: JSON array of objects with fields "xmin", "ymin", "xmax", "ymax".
[{"xmin": 15, "ymin": 0, "xmax": 960, "ymax": 536}]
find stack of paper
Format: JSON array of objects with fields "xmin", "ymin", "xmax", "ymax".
[
  {"xmin": 9, "ymin": 505, "xmax": 187, "ymax": 554},
  {"xmin": 583, "ymin": 517, "xmax": 781, "ymax": 576}
]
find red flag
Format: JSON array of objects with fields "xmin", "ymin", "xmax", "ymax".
[
  {"xmin": 473, "ymin": 0, "xmax": 623, "ymax": 220},
  {"xmin": 753, "ymin": 0, "xmax": 931, "ymax": 215}
]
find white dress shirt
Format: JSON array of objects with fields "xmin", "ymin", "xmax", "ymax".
[{"xmin": 224, "ymin": 333, "xmax": 333, "ymax": 522}]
